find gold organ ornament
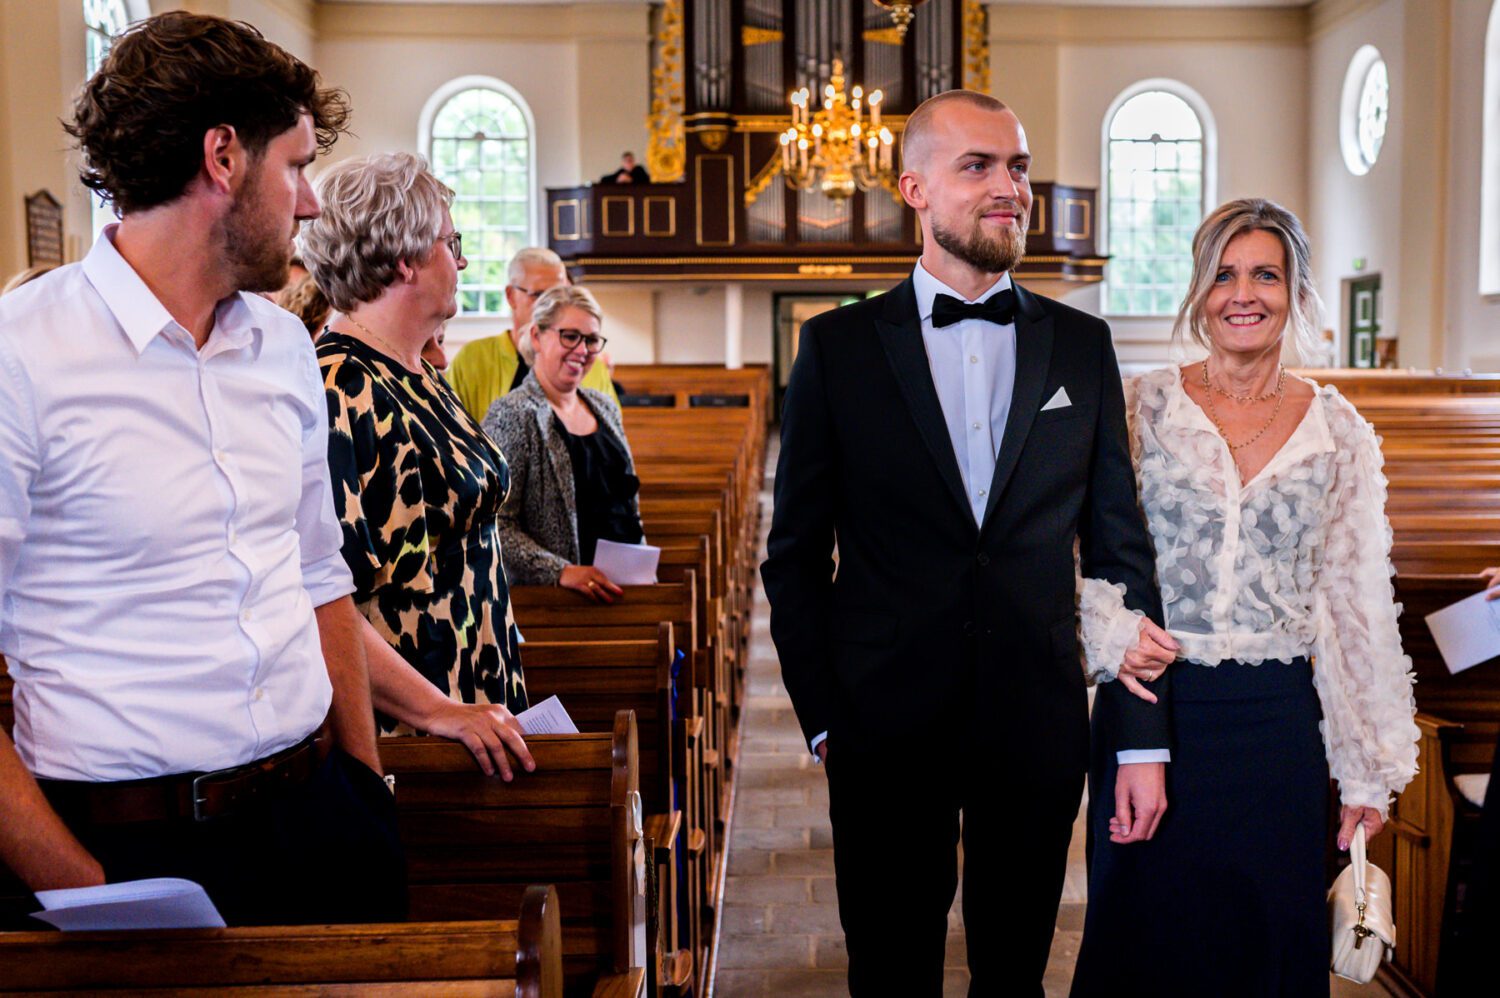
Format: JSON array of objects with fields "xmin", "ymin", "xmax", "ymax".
[
  {"xmin": 870, "ymin": 1, "xmax": 930, "ymax": 39},
  {"xmin": 780, "ymin": 58, "xmax": 895, "ymax": 200},
  {"xmin": 645, "ymin": 0, "xmax": 685, "ymax": 184}
]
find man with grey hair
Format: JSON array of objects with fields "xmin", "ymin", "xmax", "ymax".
[
  {"xmin": 448, "ymin": 247, "xmax": 618, "ymax": 421},
  {"xmin": 762, "ymin": 89, "xmax": 1174, "ymax": 995}
]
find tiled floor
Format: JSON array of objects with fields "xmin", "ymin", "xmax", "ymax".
[{"xmin": 716, "ymin": 444, "xmax": 1390, "ymax": 998}]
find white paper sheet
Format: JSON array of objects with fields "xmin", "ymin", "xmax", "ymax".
[
  {"xmin": 516, "ymin": 695, "xmax": 580, "ymax": 735},
  {"xmin": 32, "ymin": 877, "xmax": 225, "ymax": 931},
  {"xmin": 593, "ymin": 539, "xmax": 660, "ymax": 585},
  {"xmin": 1425, "ymin": 588, "xmax": 1500, "ymax": 674}
]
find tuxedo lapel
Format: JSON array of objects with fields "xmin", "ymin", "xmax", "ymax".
[
  {"xmin": 873, "ymin": 280, "xmax": 974, "ymax": 524},
  {"xmin": 980, "ymin": 283, "xmax": 1052, "ymax": 529}
]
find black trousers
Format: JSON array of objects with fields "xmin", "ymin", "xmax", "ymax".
[
  {"xmin": 825, "ymin": 743, "xmax": 1084, "ymax": 997},
  {"xmin": 26, "ymin": 748, "xmax": 407, "ymax": 928}
]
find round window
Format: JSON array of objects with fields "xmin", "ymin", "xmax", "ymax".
[{"xmin": 1341, "ymin": 46, "xmax": 1388, "ymax": 176}]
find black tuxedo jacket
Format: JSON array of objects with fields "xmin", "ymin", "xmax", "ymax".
[{"xmin": 761, "ymin": 278, "xmax": 1168, "ymax": 778}]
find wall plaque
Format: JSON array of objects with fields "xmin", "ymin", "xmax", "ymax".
[{"xmin": 25, "ymin": 190, "xmax": 64, "ymax": 268}]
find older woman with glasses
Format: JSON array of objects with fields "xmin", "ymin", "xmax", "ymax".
[
  {"xmin": 482, "ymin": 286, "xmax": 642, "ymax": 601},
  {"xmin": 300, "ymin": 152, "xmax": 533, "ymax": 779}
]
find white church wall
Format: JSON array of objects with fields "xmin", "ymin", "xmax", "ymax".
[
  {"xmin": 1307, "ymin": 0, "xmax": 1407, "ymax": 367},
  {"xmin": 1445, "ymin": 0, "xmax": 1500, "ymax": 374}
]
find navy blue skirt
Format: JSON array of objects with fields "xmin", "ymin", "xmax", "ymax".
[{"xmin": 1070, "ymin": 658, "xmax": 1330, "ymax": 998}]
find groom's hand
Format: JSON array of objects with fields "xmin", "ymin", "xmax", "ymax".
[{"xmin": 1109, "ymin": 762, "xmax": 1166, "ymax": 844}]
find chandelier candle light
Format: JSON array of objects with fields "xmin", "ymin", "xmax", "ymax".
[{"xmin": 780, "ymin": 58, "xmax": 895, "ymax": 200}]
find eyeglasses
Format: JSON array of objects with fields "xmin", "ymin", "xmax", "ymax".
[
  {"xmin": 541, "ymin": 326, "xmax": 608, "ymax": 355},
  {"xmin": 441, "ymin": 231, "xmax": 462, "ymax": 259}
]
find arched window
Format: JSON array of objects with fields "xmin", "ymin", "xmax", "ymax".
[
  {"xmin": 84, "ymin": 0, "xmax": 142, "ymax": 238},
  {"xmin": 420, "ymin": 79, "xmax": 536, "ymax": 316},
  {"xmin": 1481, "ymin": 3, "xmax": 1500, "ymax": 295},
  {"xmin": 1101, "ymin": 82, "xmax": 1215, "ymax": 317}
]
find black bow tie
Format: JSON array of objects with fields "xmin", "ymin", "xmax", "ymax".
[{"xmin": 930, "ymin": 289, "xmax": 1017, "ymax": 328}]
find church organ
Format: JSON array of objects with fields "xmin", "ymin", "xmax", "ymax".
[{"xmin": 545, "ymin": 0, "xmax": 1106, "ymax": 284}]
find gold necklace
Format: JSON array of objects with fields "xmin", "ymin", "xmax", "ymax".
[
  {"xmin": 346, "ymin": 316, "xmax": 423, "ymax": 373},
  {"xmin": 1201, "ymin": 363, "xmax": 1286, "ymax": 453},
  {"xmin": 1203, "ymin": 359, "xmax": 1285, "ymax": 402}
]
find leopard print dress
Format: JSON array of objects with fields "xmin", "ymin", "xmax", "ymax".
[{"xmin": 319, "ymin": 333, "xmax": 527, "ymax": 732}]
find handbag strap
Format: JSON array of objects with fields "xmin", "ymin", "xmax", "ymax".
[{"xmin": 1350, "ymin": 822, "xmax": 1368, "ymax": 902}]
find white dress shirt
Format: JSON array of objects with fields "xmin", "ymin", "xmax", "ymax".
[
  {"xmin": 912, "ymin": 261, "xmax": 1017, "ymax": 525},
  {"xmin": 0, "ymin": 226, "xmax": 355, "ymax": 781}
]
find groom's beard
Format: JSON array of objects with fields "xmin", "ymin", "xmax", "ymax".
[{"xmin": 931, "ymin": 202, "xmax": 1029, "ymax": 275}]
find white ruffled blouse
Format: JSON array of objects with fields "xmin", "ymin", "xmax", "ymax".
[{"xmin": 1080, "ymin": 366, "xmax": 1419, "ymax": 815}]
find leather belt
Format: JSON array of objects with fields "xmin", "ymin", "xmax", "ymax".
[{"xmin": 39, "ymin": 734, "xmax": 321, "ymax": 825}]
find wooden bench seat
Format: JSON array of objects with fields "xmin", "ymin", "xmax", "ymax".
[{"xmin": 0, "ymin": 885, "xmax": 563, "ymax": 997}]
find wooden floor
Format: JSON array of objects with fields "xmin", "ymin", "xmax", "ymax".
[{"xmin": 713, "ymin": 439, "xmax": 1395, "ymax": 997}]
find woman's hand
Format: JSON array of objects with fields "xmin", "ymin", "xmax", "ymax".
[
  {"xmin": 1337, "ymin": 805, "xmax": 1385, "ymax": 851},
  {"xmin": 420, "ymin": 701, "xmax": 536, "ymax": 780},
  {"xmin": 560, "ymin": 565, "xmax": 624, "ymax": 603},
  {"xmin": 1118, "ymin": 618, "xmax": 1179, "ymax": 704},
  {"xmin": 1482, "ymin": 567, "xmax": 1500, "ymax": 600}
]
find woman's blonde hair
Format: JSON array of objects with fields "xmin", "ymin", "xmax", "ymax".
[
  {"xmin": 1173, "ymin": 198, "xmax": 1323, "ymax": 363},
  {"xmin": 1, "ymin": 265, "xmax": 56, "ymax": 297},
  {"xmin": 531, "ymin": 285, "xmax": 602, "ymax": 333},
  {"xmin": 299, "ymin": 151, "xmax": 454, "ymax": 313}
]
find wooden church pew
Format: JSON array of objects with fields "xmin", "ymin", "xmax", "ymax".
[
  {"xmin": 379, "ymin": 712, "xmax": 647, "ymax": 998},
  {"xmin": 0, "ymin": 885, "xmax": 563, "ymax": 997}
]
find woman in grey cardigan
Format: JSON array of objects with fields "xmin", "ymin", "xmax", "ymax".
[{"xmin": 481, "ymin": 286, "xmax": 643, "ymax": 601}]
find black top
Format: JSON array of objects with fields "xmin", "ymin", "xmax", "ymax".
[
  {"xmin": 510, "ymin": 353, "xmax": 531, "ymax": 391},
  {"xmin": 553, "ymin": 414, "xmax": 644, "ymax": 565},
  {"xmin": 600, "ymin": 165, "xmax": 651, "ymax": 184}
]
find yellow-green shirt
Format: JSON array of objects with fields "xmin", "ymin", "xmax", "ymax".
[{"xmin": 448, "ymin": 331, "xmax": 620, "ymax": 423}]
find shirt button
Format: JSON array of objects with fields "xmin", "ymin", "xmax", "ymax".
[
  {"xmin": 241, "ymin": 609, "xmax": 252, "ymax": 623},
  {"xmin": 971, "ymin": 421, "xmax": 981, "ymax": 430},
  {"xmin": 253, "ymin": 687, "xmax": 265, "ymax": 702},
  {"xmin": 214, "ymin": 450, "xmax": 227, "ymax": 463},
  {"xmin": 977, "ymin": 553, "xmax": 991, "ymax": 566},
  {"xmin": 978, "ymin": 489, "xmax": 987, "ymax": 498},
  {"xmin": 228, "ymin": 528, "xmax": 238, "ymax": 545},
  {"xmin": 970, "ymin": 355, "xmax": 979, "ymax": 364}
]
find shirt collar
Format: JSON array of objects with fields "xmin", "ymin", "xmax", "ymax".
[
  {"xmin": 912, "ymin": 260, "xmax": 1013, "ymax": 323},
  {"xmin": 81, "ymin": 224, "xmax": 261, "ymax": 355}
]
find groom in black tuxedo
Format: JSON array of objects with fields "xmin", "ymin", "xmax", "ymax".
[{"xmin": 761, "ymin": 90, "xmax": 1171, "ymax": 996}]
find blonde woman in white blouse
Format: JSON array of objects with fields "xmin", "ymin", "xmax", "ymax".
[{"xmin": 1070, "ymin": 199, "xmax": 1419, "ymax": 998}]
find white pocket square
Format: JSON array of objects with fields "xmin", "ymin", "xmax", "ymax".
[{"xmin": 1040, "ymin": 387, "xmax": 1072, "ymax": 411}]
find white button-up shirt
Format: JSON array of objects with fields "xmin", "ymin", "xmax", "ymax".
[
  {"xmin": 0, "ymin": 226, "xmax": 355, "ymax": 781},
  {"xmin": 912, "ymin": 261, "xmax": 1017, "ymax": 525}
]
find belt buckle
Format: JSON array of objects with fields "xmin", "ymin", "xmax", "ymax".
[{"xmin": 191, "ymin": 770, "xmax": 216, "ymax": 822}]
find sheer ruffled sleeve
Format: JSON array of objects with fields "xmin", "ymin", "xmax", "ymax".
[
  {"xmin": 1078, "ymin": 577, "xmax": 1145, "ymax": 683},
  {"xmin": 1311, "ymin": 401, "xmax": 1419, "ymax": 817}
]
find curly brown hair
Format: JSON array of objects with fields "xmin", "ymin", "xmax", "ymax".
[{"xmin": 66, "ymin": 11, "xmax": 351, "ymax": 215}]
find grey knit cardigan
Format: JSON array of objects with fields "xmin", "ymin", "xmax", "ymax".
[{"xmin": 480, "ymin": 373, "xmax": 640, "ymax": 585}]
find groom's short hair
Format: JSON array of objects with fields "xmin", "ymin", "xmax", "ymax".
[{"xmin": 901, "ymin": 90, "xmax": 1011, "ymax": 173}]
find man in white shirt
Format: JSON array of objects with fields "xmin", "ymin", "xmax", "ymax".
[{"xmin": 0, "ymin": 12, "xmax": 404, "ymax": 925}]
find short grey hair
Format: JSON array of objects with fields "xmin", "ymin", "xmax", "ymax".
[
  {"xmin": 1173, "ymin": 198, "xmax": 1324, "ymax": 364},
  {"xmin": 531, "ymin": 285, "xmax": 602, "ymax": 333},
  {"xmin": 299, "ymin": 151, "xmax": 453, "ymax": 313},
  {"xmin": 507, "ymin": 246, "xmax": 565, "ymax": 286}
]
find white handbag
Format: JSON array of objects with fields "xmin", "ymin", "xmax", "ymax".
[{"xmin": 1328, "ymin": 823, "xmax": 1395, "ymax": 984}]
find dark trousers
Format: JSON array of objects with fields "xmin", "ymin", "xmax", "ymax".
[
  {"xmin": 30, "ymin": 748, "xmax": 407, "ymax": 928},
  {"xmin": 825, "ymin": 743, "xmax": 1083, "ymax": 997}
]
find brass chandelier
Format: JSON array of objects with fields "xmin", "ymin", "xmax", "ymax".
[
  {"xmin": 779, "ymin": 58, "xmax": 895, "ymax": 200},
  {"xmin": 871, "ymin": 1, "xmax": 930, "ymax": 39}
]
